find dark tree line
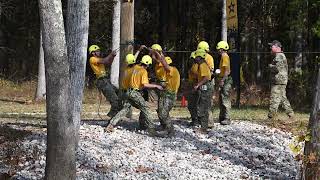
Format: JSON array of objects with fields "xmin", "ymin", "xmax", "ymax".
[{"xmin": 0, "ymin": 0, "xmax": 319, "ymax": 108}]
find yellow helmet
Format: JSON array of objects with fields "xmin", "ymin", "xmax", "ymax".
[
  {"xmin": 88, "ymin": 45, "xmax": 100, "ymax": 54},
  {"xmin": 151, "ymin": 44, "xmax": 162, "ymax": 51},
  {"xmin": 190, "ymin": 51, "xmax": 196, "ymax": 59},
  {"xmin": 216, "ymin": 41, "xmax": 229, "ymax": 50},
  {"xmin": 141, "ymin": 55, "xmax": 153, "ymax": 65},
  {"xmin": 194, "ymin": 49, "xmax": 206, "ymax": 59},
  {"xmin": 126, "ymin": 54, "xmax": 136, "ymax": 65},
  {"xmin": 165, "ymin": 57, "xmax": 172, "ymax": 65},
  {"xmin": 197, "ymin": 41, "xmax": 209, "ymax": 51}
]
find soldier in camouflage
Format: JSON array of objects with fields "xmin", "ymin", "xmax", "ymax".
[
  {"xmin": 216, "ymin": 41, "xmax": 233, "ymax": 125},
  {"xmin": 88, "ymin": 45, "xmax": 121, "ymax": 118},
  {"xmin": 156, "ymin": 56, "xmax": 180, "ymax": 136},
  {"xmin": 268, "ymin": 40, "xmax": 294, "ymax": 120},
  {"xmin": 187, "ymin": 49, "xmax": 213, "ymax": 133}
]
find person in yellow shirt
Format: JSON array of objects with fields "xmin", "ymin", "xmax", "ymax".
[
  {"xmin": 105, "ymin": 53, "xmax": 137, "ymax": 132},
  {"xmin": 197, "ymin": 41, "xmax": 215, "ymax": 71},
  {"xmin": 216, "ymin": 41, "xmax": 233, "ymax": 125},
  {"xmin": 88, "ymin": 45, "xmax": 120, "ymax": 118},
  {"xmin": 150, "ymin": 44, "xmax": 170, "ymax": 82},
  {"xmin": 154, "ymin": 55, "xmax": 180, "ymax": 136},
  {"xmin": 197, "ymin": 41, "xmax": 215, "ymax": 128},
  {"xmin": 187, "ymin": 49, "xmax": 213, "ymax": 133},
  {"xmin": 122, "ymin": 54, "xmax": 163, "ymax": 136}
]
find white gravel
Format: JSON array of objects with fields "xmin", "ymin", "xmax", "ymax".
[{"xmin": 3, "ymin": 121, "xmax": 299, "ymax": 179}]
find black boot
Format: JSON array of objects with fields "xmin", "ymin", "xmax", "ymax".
[{"xmin": 220, "ymin": 119, "xmax": 231, "ymax": 125}]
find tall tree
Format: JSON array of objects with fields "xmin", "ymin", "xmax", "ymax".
[
  {"xmin": 39, "ymin": 0, "xmax": 89, "ymax": 178},
  {"xmin": 66, "ymin": 0, "xmax": 89, "ymax": 140},
  {"xmin": 35, "ymin": 29, "xmax": 46, "ymax": 101},
  {"xmin": 221, "ymin": 0, "xmax": 227, "ymax": 41},
  {"xmin": 111, "ymin": 0, "xmax": 121, "ymax": 88}
]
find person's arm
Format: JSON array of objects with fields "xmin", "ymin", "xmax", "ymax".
[
  {"xmin": 194, "ymin": 76, "xmax": 209, "ymax": 91},
  {"xmin": 134, "ymin": 45, "xmax": 147, "ymax": 59},
  {"xmin": 221, "ymin": 67, "xmax": 230, "ymax": 81},
  {"xmin": 151, "ymin": 50, "xmax": 170, "ymax": 72},
  {"xmin": 97, "ymin": 51, "xmax": 117, "ymax": 65},
  {"xmin": 143, "ymin": 83, "xmax": 163, "ymax": 90},
  {"xmin": 219, "ymin": 54, "xmax": 231, "ymax": 87}
]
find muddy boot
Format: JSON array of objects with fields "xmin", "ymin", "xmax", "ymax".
[
  {"xmin": 105, "ymin": 124, "xmax": 115, "ymax": 133},
  {"xmin": 220, "ymin": 119, "xmax": 231, "ymax": 125}
]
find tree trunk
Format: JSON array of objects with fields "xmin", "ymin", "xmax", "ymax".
[
  {"xmin": 66, "ymin": 0, "xmax": 89, "ymax": 143},
  {"xmin": 119, "ymin": 0, "xmax": 134, "ymax": 85},
  {"xmin": 221, "ymin": 0, "xmax": 227, "ymax": 41},
  {"xmin": 256, "ymin": 34, "xmax": 262, "ymax": 80},
  {"xmin": 38, "ymin": 0, "xmax": 75, "ymax": 179},
  {"xmin": 111, "ymin": 0, "xmax": 121, "ymax": 88},
  {"xmin": 295, "ymin": 32, "xmax": 303, "ymax": 73},
  {"xmin": 35, "ymin": 30, "xmax": 46, "ymax": 101},
  {"xmin": 303, "ymin": 66, "xmax": 320, "ymax": 179}
]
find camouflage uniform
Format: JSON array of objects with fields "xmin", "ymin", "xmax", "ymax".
[
  {"xmin": 197, "ymin": 82, "xmax": 214, "ymax": 129},
  {"xmin": 187, "ymin": 82, "xmax": 213, "ymax": 128},
  {"xmin": 268, "ymin": 53, "xmax": 294, "ymax": 118},
  {"xmin": 187, "ymin": 90, "xmax": 200, "ymax": 125},
  {"xmin": 219, "ymin": 76, "xmax": 233, "ymax": 121},
  {"xmin": 108, "ymin": 90, "xmax": 132, "ymax": 126},
  {"xmin": 96, "ymin": 77, "xmax": 121, "ymax": 117},
  {"xmin": 157, "ymin": 91, "xmax": 176, "ymax": 130},
  {"xmin": 127, "ymin": 89, "xmax": 155, "ymax": 129}
]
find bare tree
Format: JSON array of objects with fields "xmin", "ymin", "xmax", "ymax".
[
  {"xmin": 66, "ymin": 0, "xmax": 89, "ymax": 140},
  {"xmin": 111, "ymin": 0, "xmax": 121, "ymax": 88},
  {"xmin": 221, "ymin": 0, "xmax": 227, "ymax": 41},
  {"xmin": 38, "ymin": 0, "xmax": 89, "ymax": 179},
  {"xmin": 35, "ymin": 29, "xmax": 46, "ymax": 101}
]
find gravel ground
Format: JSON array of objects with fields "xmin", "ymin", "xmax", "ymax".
[{"xmin": 0, "ymin": 120, "xmax": 300, "ymax": 179}]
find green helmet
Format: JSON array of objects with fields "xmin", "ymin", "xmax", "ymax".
[
  {"xmin": 126, "ymin": 54, "xmax": 136, "ymax": 65},
  {"xmin": 194, "ymin": 49, "xmax": 206, "ymax": 59},
  {"xmin": 151, "ymin": 44, "xmax": 162, "ymax": 51},
  {"xmin": 216, "ymin": 41, "xmax": 229, "ymax": 50},
  {"xmin": 165, "ymin": 57, "xmax": 172, "ymax": 65},
  {"xmin": 88, "ymin": 45, "xmax": 100, "ymax": 54},
  {"xmin": 141, "ymin": 55, "xmax": 152, "ymax": 65},
  {"xmin": 197, "ymin": 41, "xmax": 209, "ymax": 51}
]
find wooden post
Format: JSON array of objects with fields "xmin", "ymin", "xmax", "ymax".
[{"xmin": 119, "ymin": 0, "xmax": 134, "ymax": 85}]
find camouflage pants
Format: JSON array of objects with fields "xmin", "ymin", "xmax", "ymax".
[
  {"xmin": 108, "ymin": 90, "xmax": 132, "ymax": 126},
  {"xmin": 127, "ymin": 89, "xmax": 155, "ymax": 129},
  {"xmin": 187, "ymin": 82, "xmax": 213, "ymax": 129},
  {"xmin": 187, "ymin": 90, "xmax": 199, "ymax": 124},
  {"xmin": 96, "ymin": 78, "xmax": 120, "ymax": 117},
  {"xmin": 268, "ymin": 84, "xmax": 294, "ymax": 118},
  {"xmin": 157, "ymin": 91, "xmax": 176, "ymax": 130},
  {"xmin": 219, "ymin": 76, "xmax": 233, "ymax": 121}
]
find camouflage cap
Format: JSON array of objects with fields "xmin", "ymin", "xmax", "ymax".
[{"xmin": 268, "ymin": 40, "xmax": 282, "ymax": 48}]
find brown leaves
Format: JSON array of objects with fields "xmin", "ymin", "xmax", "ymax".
[
  {"xmin": 125, "ymin": 149, "xmax": 135, "ymax": 155},
  {"xmin": 307, "ymin": 153, "xmax": 318, "ymax": 164},
  {"xmin": 135, "ymin": 165, "xmax": 153, "ymax": 173}
]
